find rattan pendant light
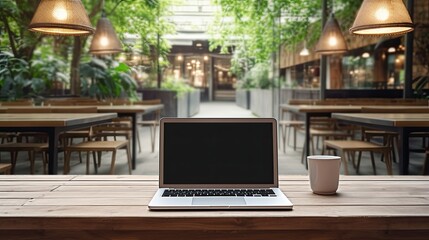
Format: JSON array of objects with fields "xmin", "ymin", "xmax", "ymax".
[
  {"xmin": 28, "ymin": 0, "xmax": 94, "ymax": 36},
  {"xmin": 315, "ymin": 13, "xmax": 347, "ymax": 55},
  {"xmin": 89, "ymin": 10, "xmax": 122, "ymax": 55},
  {"xmin": 350, "ymin": 0, "xmax": 414, "ymax": 36}
]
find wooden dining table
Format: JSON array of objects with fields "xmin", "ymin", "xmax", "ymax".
[
  {"xmin": 333, "ymin": 113, "xmax": 429, "ymax": 175},
  {"xmin": 0, "ymin": 104, "xmax": 164, "ymax": 170},
  {"xmin": 0, "ymin": 175, "xmax": 428, "ymax": 240},
  {"xmin": 0, "ymin": 113, "xmax": 117, "ymax": 174}
]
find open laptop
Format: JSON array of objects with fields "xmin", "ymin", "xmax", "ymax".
[{"xmin": 148, "ymin": 118, "xmax": 293, "ymax": 210}]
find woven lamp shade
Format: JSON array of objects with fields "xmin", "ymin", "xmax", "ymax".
[
  {"xmin": 315, "ymin": 14, "xmax": 347, "ymax": 55},
  {"xmin": 29, "ymin": 0, "xmax": 94, "ymax": 36},
  {"xmin": 350, "ymin": 0, "xmax": 414, "ymax": 36},
  {"xmin": 89, "ymin": 17, "xmax": 123, "ymax": 55}
]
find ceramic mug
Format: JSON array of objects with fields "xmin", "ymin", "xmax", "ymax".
[{"xmin": 307, "ymin": 155, "xmax": 341, "ymax": 195}]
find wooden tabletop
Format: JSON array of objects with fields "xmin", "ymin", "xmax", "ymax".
[
  {"xmin": 333, "ymin": 113, "xmax": 429, "ymax": 127},
  {"xmin": 282, "ymin": 104, "xmax": 363, "ymax": 113},
  {"xmin": 0, "ymin": 175, "xmax": 428, "ymax": 240},
  {"xmin": 0, "ymin": 113, "xmax": 117, "ymax": 127},
  {"xmin": 0, "ymin": 104, "xmax": 164, "ymax": 114}
]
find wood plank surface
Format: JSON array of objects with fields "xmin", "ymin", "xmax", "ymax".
[
  {"xmin": 0, "ymin": 113, "xmax": 117, "ymax": 127},
  {"xmin": 0, "ymin": 175, "xmax": 428, "ymax": 240}
]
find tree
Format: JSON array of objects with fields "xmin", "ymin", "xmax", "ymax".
[{"xmin": 209, "ymin": 0, "xmax": 362, "ymax": 79}]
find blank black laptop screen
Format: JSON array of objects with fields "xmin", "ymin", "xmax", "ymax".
[{"xmin": 162, "ymin": 121, "xmax": 275, "ymax": 185}]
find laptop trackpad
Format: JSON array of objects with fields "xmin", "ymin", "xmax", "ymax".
[{"xmin": 192, "ymin": 197, "xmax": 246, "ymax": 206}]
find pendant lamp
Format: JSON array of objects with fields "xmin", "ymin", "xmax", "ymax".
[
  {"xmin": 315, "ymin": 13, "xmax": 347, "ymax": 55},
  {"xmin": 299, "ymin": 41, "xmax": 310, "ymax": 56},
  {"xmin": 28, "ymin": 0, "xmax": 94, "ymax": 36},
  {"xmin": 350, "ymin": 0, "xmax": 414, "ymax": 36},
  {"xmin": 89, "ymin": 12, "xmax": 123, "ymax": 55}
]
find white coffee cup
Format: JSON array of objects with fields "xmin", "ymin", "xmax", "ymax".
[{"xmin": 307, "ymin": 155, "xmax": 341, "ymax": 195}]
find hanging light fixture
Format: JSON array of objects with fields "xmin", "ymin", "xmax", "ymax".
[
  {"xmin": 28, "ymin": 0, "xmax": 94, "ymax": 36},
  {"xmin": 350, "ymin": 0, "xmax": 414, "ymax": 36},
  {"xmin": 89, "ymin": 4, "xmax": 122, "ymax": 55},
  {"xmin": 315, "ymin": 13, "xmax": 347, "ymax": 55},
  {"xmin": 299, "ymin": 41, "xmax": 310, "ymax": 56}
]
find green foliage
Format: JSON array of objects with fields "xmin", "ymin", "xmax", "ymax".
[
  {"xmin": 0, "ymin": 51, "xmax": 32, "ymax": 100},
  {"xmin": 31, "ymin": 55, "xmax": 69, "ymax": 95},
  {"xmin": 209, "ymin": 0, "xmax": 362, "ymax": 78},
  {"xmin": 161, "ymin": 77, "xmax": 194, "ymax": 96},
  {"xmin": 80, "ymin": 58, "xmax": 138, "ymax": 100},
  {"xmin": 244, "ymin": 63, "xmax": 274, "ymax": 89}
]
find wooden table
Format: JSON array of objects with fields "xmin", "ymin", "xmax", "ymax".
[
  {"xmin": 0, "ymin": 113, "xmax": 117, "ymax": 174},
  {"xmin": 0, "ymin": 104, "xmax": 164, "ymax": 170},
  {"xmin": 0, "ymin": 175, "xmax": 428, "ymax": 240},
  {"xmin": 333, "ymin": 113, "xmax": 429, "ymax": 175},
  {"xmin": 281, "ymin": 104, "xmax": 362, "ymax": 164}
]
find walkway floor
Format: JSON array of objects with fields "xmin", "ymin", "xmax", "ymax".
[{"xmin": 7, "ymin": 101, "xmax": 427, "ymax": 175}]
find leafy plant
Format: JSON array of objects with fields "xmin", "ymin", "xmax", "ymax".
[
  {"xmin": 80, "ymin": 58, "xmax": 138, "ymax": 100},
  {"xmin": 161, "ymin": 77, "xmax": 194, "ymax": 96},
  {"xmin": 244, "ymin": 63, "xmax": 274, "ymax": 89},
  {"xmin": 0, "ymin": 51, "xmax": 32, "ymax": 100},
  {"xmin": 31, "ymin": 56, "xmax": 69, "ymax": 96}
]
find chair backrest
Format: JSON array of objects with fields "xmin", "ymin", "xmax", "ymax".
[
  {"xmin": 109, "ymin": 98, "xmax": 131, "ymax": 105},
  {"xmin": 1, "ymin": 101, "xmax": 33, "ymax": 106},
  {"xmin": 75, "ymin": 101, "xmax": 111, "ymax": 106},
  {"xmin": 133, "ymin": 99, "xmax": 162, "ymax": 105},
  {"xmin": 51, "ymin": 107, "xmax": 98, "ymax": 113},
  {"xmin": 44, "ymin": 100, "xmax": 75, "ymax": 106},
  {"xmin": 5, "ymin": 108, "xmax": 52, "ymax": 113}
]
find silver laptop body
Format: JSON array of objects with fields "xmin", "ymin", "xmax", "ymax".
[{"xmin": 148, "ymin": 118, "xmax": 293, "ymax": 210}]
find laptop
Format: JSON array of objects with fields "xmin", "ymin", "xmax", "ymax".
[{"xmin": 148, "ymin": 118, "xmax": 293, "ymax": 210}]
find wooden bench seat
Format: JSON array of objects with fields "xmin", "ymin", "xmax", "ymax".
[
  {"xmin": 324, "ymin": 140, "xmax": 393, "ymax": 175},
  {"xmin": 0, "ymin": 163, "xmax": 12, "ymax": 174}
]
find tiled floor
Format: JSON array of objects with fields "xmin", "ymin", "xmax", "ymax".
[{"xmin": 5, "ymin": 101, "xmax": 427, "ymax": 175}]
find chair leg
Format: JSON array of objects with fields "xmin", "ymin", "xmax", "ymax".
[
  {"xmin": 64, "ymin": 150, "xmax": 72, "ymax": 174},
  {"xmin": 42, "ymin": 151, "xmax": 47, "ymax": 174},
  {"xmin": 136, "ymin": 128, "xmax": 142, "ymax": 153},
  {"xmin": 150, "ymin": 125, "xmax": 156, "ymax": 153},
  {"xmin": 423, "ymin": 151, "xmax": 429, "ymax": 175},
  {"xmin": 356, "ymin": 151, "xmax": 362, "ymax": 174},
  {"xmin": 86, "ymin": 151, "xmax": 90, "ymax": 175},
  {"xmin": 29, "ymin": 151, "xmax": 35, "ymax": 174},
  {"xmin": 370, "ymin": 152, "xmax": 376, "ymax": 175},
  {"xmin": 92, "ymin": 152, "xmax": 98, "ymax": 174},
  {"xmin": 280, "ymin": 125, "xmax": 286, "ymax": 153},
  {"xmin": 110, "ymin": 150, "xmax": 117, "ymax": 174},
  {"xmin": 292, "ymin": 127, "xmax": 297, "ymax": 151},
  {"xmin": 341, "ymin": 151, "xmax": 349, "ymax": 175},
  {"xmin": 11, "ymin": 151, "xmax": 18, "ymax": 174},
  {"xmin": 384, "ymin": 150, "xmax": 393, "ymax": 175},
  {"xmin": 126, "ymin": 145, "xmax": 132, "ymax": 175}
]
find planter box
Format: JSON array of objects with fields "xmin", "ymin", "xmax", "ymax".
[
  {"xmin": 139, "ymin": 89, "xmax": 200, "ymax": 118},
  {"xmin": 235, "ymin": 89, "xmax": 250, "ymax": 109},
  {"xmin": 250, "ymin": 89, "xmax": 278, "ymax": 117}
]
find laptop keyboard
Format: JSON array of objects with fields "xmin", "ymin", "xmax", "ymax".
[{"xmin": 162, "ymin": 189, "xmax": 277, "ymax": 197}]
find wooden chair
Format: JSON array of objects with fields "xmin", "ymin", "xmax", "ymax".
[
  {"xmin": 423, "ymin": 150, "xmax": 429, "ymax": 175},
  {"xmin": 0, "ymin": 143, "xmax": 48, "ymax": 174},
  {"xmin": 58, "ymin": 107, "xmax": 99, "ymax": 167},
  {"xmin": 135, "ymin": 99, "xmax": 162, "ymax": 153},
  {"xmin": 278, "ymin": 107, "xmax": 304, "ymax": 153},
  {"xmin": 64, "ymin": 122, "xmax": 132, "ymax": 174},
  {"xmin": 309, "ymin": 118, "xmax": 353, "ymax": 155},
  {"xmin": 324, "ymin": 139, "xmax": 393, "ymax": 175}
]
